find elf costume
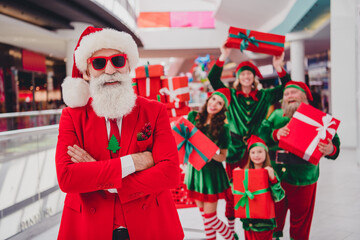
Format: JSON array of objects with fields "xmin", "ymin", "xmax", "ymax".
[
  {"xmin": 257, "ymin": 82, "xmax": 340, "ymax": 240},
  {"xmin": 239, "ymin": 135, "xmax": 285, "ymax": 240},
  {"xmin": 184, "ymin": 89, "xmax": 235, "ymax": 240},
  {"xmin": 208, "ymin": 59, "xmax": 291, "ymax": 219}
]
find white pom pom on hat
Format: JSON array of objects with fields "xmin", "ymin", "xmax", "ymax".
[{"xmin": 61, "ymin": 26, "xmax": 139, "ymax": 108}]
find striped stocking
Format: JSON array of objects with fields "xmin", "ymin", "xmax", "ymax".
[
  {"xmin": 199, "ymin": 208, "xmax": 216, "ymax": 240},
  {"xmin": 204, "ymin": 212, "xmax": 234, "ymax": 240}
]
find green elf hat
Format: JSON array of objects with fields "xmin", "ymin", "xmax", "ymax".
[
  {"xmin": 284, "ymin": 81, "xmax": 313, "ymax": 101},
  {"xmin": 210, "ymin": 88, "xmax": 231, "ymax": 108},
  {"xmin": 235, "ymin": 61, "xmax": 263, "ymax": 79},
  {"xmin": 247, "ymin": 135, "xmax": 268, "ymax": 152}
]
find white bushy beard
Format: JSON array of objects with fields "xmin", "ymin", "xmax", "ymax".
[
  {"xmin": 89, "ymin": 72, "xmax": 136, "ymax": 119},
  {"xmin": 282, "ymin": 100, "xmax": 301, "ymax": 118}
]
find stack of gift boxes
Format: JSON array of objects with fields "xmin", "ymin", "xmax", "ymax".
[{"xmin": 133, "ymin": 64, "xmax": 191, "ymax": 120}]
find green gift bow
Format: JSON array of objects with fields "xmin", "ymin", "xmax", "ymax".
[
  {"xmin": 233, "ymin": 169, "xmax": 270, "ymax": 218},
  {"xmin": 229, "ymin": 29, "xmax": 284, "ymax": 52},
  {"xmin": 173, "ymin": 122, "xmax": 208, "ymax": 165}
]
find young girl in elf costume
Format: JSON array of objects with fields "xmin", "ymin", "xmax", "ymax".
[
  {"xmin": 239, "ymin": 135, "xmax": 285, "ymax": 240},
  {"xmin": 184, "ymin": 88, "xmax": 235, "ymax": 240}
]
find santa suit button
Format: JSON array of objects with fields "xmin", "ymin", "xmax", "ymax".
[{"xmin": 90, "ymin": 208, "xmax": 96, "ymax": 214}]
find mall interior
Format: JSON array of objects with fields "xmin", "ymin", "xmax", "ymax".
[{"xmin": 0, "ymin": 0, "xmax": 360, "ymax": 239}]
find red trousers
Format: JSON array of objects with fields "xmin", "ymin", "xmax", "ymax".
[
  {"xmin": 273, "ymin": 181, "xmax": 317, "ymax": 240},
  {"xmin": 244, "ymin": 230, "xmax": 273, "ymax": 240},
  {"xmin": 224, "ymin": 153, "xmax": 248, "ymax": 219}
]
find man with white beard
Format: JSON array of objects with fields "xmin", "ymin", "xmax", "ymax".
[
  {"xmin": 257, "ymin": 81, "xmax": 340, "ymax": 240},
  {"xmin": 55, "ymin": 26, "xmax": 184, "ymax": 240}
]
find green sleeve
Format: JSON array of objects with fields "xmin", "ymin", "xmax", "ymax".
[
  {"xmin": 208, "ymin": 63, "xmax": 226, "ymax": 90},
  {"xmin": 270, "ymin": 173, "xmax": 285, "ymax": 202},
  {"xmin": 325, "ymin": 133, "xmax": 341, "ymax": 160},
  {"xmin": 218, "ymin": 124, "xmax": 230, "ymax": 149},
  {"xmin": 187, "ymin": 111, "xmax": 198, "ymax": 124},
  {"xmin": 261, "ymin": 72, "xmax": 291, "ymax": 105}
]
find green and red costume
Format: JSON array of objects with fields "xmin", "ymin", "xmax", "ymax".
[
  {"xmin": 257, "ymin": 108, "xmax": 340, "ymax": 240},
  {"xmin": 208, "ymin": 59, "xmax": 291, "ymax": 218},
  {"xmin": 184, "ymin": 111, "xmax": 232, "ymax": 202}
]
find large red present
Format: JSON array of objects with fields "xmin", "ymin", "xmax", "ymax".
[
  {"xmin": 160, "ymin": 76, "xmax": 190, "ymax": 107},
  {"xmin": 233, "ymin": 168, "xmax": 275, "ymax": 219},
  {"xmin": 172, "ymin": 117, "xmax": 219, "ymax": 170},
  {"xmin": 225, "ymin": 26, "xmax": 285, "ymax": 56},
  {"xmin": 135, "ymin": 64, "xmax": 164, "ymax": 100},
  {"xmin": 279, "ymin": 103, "xmax": 340, "ymax": 165},
  {"xmin": 167, "ymin": 105, "xmax": 190, "ymax": 118}
]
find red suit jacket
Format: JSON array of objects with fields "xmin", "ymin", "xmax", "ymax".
[{"xmin": 55, "ymin": 97, "xmax": 184, "ymax": 240}]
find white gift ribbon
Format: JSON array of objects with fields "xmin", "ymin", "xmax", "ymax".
[
  {"xmin": 171, "ymin": 108, "xmax": 176, "ymax": 117},
  {"xmin": 159, "ymin": 77, "xmax": 189, "ymax": 106},
  {"xmin": 292, "ymin": 112, "xmax": 336, "ymax": 161},
  {"xmin": 146, "ymin": 77, "xmax": 150, "ymax": 97}
]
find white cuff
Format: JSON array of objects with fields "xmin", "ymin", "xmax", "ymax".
[{"xmin": 121, "ymin": 154, "xmax": 135, "ymax": 178}]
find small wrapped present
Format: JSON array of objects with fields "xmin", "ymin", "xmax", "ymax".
[
  {"xmin": 167, "ymin": 105, "xmax": 190, "ymax": 118},
  {"xmin": 135, "ymin": 64, "xmax": 164, "ymax": 100},
  {"xmin": 225, "ymin": 26, "xmax": 285, "ymax": 56},
  {"xmin": 160, "ymin": 76, "xmax": 190, "ymax": 107},
  {"xmin": 172, "ymin": 117, "xmax": 219, "ymax": 170},
  {"xmin": 279, "ymin": 103, "xmax": 340, "ymax": 165},
  {"xmin": 233, "ymin": 168, "xmax": 275, "ymax": 219}
]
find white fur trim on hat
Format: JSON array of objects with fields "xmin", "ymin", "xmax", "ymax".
[
  {"xmin": 61, "ymin": 76, "xmax": 90, "ymax": 108},
  {"xmin": 74, "ymin": 28, "xmax": 139, "ymax": 73}
]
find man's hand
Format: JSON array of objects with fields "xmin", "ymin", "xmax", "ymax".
[
  {"xmin": 131, "ymin": 151, "xmax": 155, "ymax": 172},
  {"xmin": 67, "ymin": 145, "xmax": 96, "ymax": 163},
  {"xmin": 318, "ymin": 138, "xmax": 334, "ymax": 156},
  {"xmin": 276, "ymin": 125, "xmax": 290, "ymax": 141},
  {"xmin": 272, "ymin": 52, "xmax": 285, "ymax": 72}
]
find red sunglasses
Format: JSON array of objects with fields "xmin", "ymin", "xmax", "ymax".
[{"xmin": 87, "ymin": 54, "xmax": 127, "ymax": 70}]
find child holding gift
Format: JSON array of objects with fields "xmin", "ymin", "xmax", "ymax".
[
  {"xmin": 184, "ymin": 88, "xmax": 235, "ymax": 240},
  {"xmin": 208, "ymin": 42, "xmax": 291, "ymax": 230},
  {"xmin": 239, "ymin": 135, "xmax": 285, "ymax": 240}
]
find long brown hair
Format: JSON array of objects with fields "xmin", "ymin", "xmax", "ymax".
[
  {"xmin": 233, "ymin": 77, "xmax": 259, "ymax": 91},
  {"xmin": 244, "ymin": 149, "xmax": 271, "ymax": 169},
  {"xmin": 195, "ymin": 97, "xmax": 227, "ymax": 141}
]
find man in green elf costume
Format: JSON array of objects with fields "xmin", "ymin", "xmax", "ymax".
[
  {"xmin": 208, "ymin": 43, "xmax": 291, "ymax": 232},
  {"xmin": 257, "ymin": 81, "xmax": 340, "ymax": 240}
]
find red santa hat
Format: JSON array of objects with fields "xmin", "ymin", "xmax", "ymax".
[
  {"xmin": 210, "ymin": 88, "xmax": 231, "ymax": 108},
  {"xmin": 284, "ymin": 81, "xmax": 313, "ymax": 102},
  {"xmin": 247, "ymin": 135, "xmax": 268, "ymax": 152},
  {"xmin": 235, "ymin": 61, "xmax": 263, "ymax": 79},
  {"xmin": 62, "ymin": 26, "xmax": 139, "ymax": 108}
]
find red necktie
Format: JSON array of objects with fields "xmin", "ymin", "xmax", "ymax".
[{"xmin": 109, "ymin": 119, "xmax": 121, "ymax": 158}]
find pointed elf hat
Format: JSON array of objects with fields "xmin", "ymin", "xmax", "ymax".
[
  {"xmin": 284, "ymin": 81, "xmax": 313, "ymax": 102},
  {"xmin": 61, "ymin": 26, "xmax": 139, "ymax": 108},
  {"xmin": 210, "ymin": 88, "xmax": 231, "ymax": 107},
  {"xmin": 247, "ymin": 135, "xmax": 268, "ymax": 152},
  {"xmin": 235, "ymin": 61, "xmax": 263, "ymax": 79}
]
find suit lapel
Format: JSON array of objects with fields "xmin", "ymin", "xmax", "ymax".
[{"xmin": 120, "ymin": 101, "xmax": 140, "ymax": 156}]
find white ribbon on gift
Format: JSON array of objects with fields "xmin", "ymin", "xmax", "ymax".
[
  {"xmin": 292, "ymin": 111, "xmax": 337, "ymax": 161},
  {"xmin": 159, "ymin": 77, "xmax": 189, "ymax": 108},
  {"xmin": 171, "ymin": 108, "xmax": 176, "ymax": 117},
  {"xmin": 146, "ymin": 77, "xmax": 150, "ymax": 97}
]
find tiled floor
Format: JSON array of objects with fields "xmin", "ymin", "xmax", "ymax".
[{"xmin": 31, "ymin": 148, "xmax": 360, "ymax": 240}]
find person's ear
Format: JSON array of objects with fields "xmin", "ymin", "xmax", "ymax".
[{"xmin": 82, "ymin": 69, "xmax": 91, "ymax": 81}]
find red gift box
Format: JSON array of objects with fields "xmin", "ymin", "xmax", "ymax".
[
  {"xmin": 160, "ymin": 76, "xmax": 190, "ymax": 106},
  {"xmin": 131, "ymin": 78, "xmax": 138, "ymax": 95},
  {"xmin": 167, "ymin": 105, "xmax": 190, "ymax": 118},
  {"xmin": 225, "ymin": 26, "xmax": 285, "ymax": 56},
  {"xmin": 233, "ymin": 168, "xmax": 275, "ymax": 219},
  {"xmin": 172, "ymin": 117, "xmax": 219, "ymax": 170},
  {"xmin": 135, "ymin": 64, "xmax": 165, "ymax": 100},
  {"xmin": 279, "ymin": 103, "xmax": 340, "ymax": 165}
]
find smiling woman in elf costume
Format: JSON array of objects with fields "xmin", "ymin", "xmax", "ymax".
[
  {"xmin": 208, "ymin": 43, "xmax": 291, "ymax": 232},
  {"xmin": 185, "ymin": 88, "xmax": 235, "ymax": 240}
]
